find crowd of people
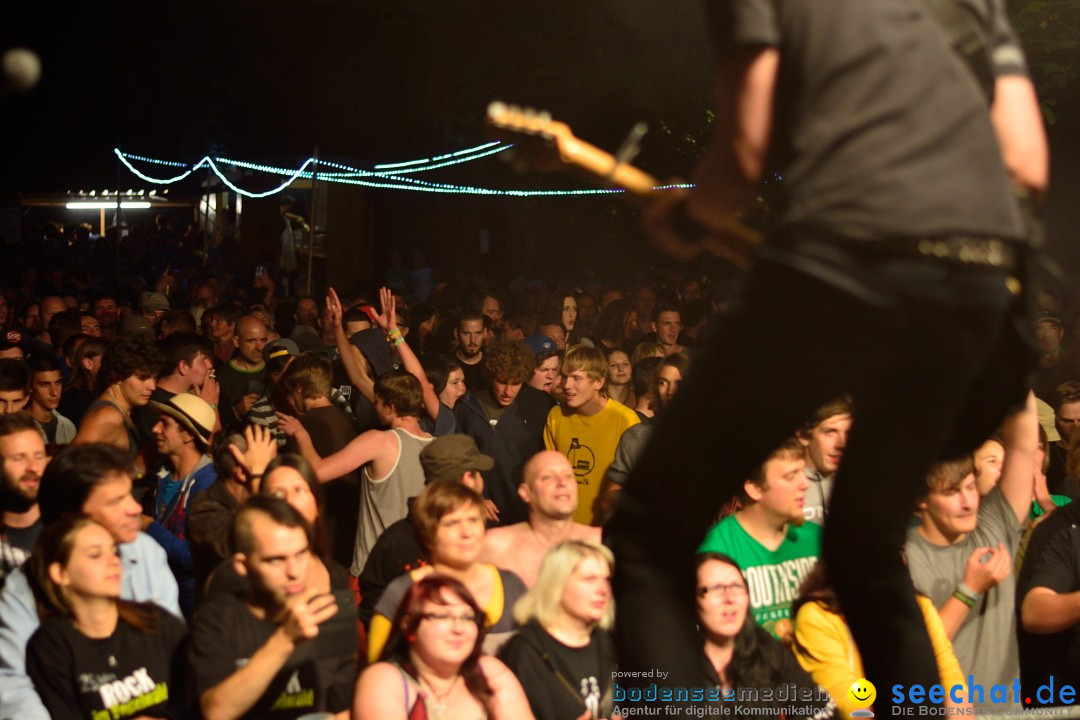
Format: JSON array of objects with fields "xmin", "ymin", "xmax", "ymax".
[{"xmin": 0, "ymin": 223, "xmax": 1076, "ymax": 720}]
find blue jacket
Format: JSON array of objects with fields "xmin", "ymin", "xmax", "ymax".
[{"xmin": 145, "ymin": 455, "xmax": 217, "ymax": 618}]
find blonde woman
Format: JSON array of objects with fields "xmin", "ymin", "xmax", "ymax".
[{"xmin": 498, "ymin": 540, "xmax": 616, "ymax": 720}]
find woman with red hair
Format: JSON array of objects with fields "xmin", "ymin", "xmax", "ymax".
[{"xmin": 354, "ymin": 574, "xmax": 534, "ymax": 719}]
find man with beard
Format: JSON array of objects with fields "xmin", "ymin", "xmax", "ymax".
[
  {"xmin": 0, "ymin": 413, "xmax": 45, "ymax": 588},
  {"xmin": 189, "ymin": 496, "xmax": 353, "ymax": 720},
  {"xmin": 455, "ymin": 311, "xmax": 486, "ymax": 392},
  {"xmin": 0, "ymin": 444, "xmax": 180, "ymax": 719},
  {"xmin": 92, "ymin": 293, "xmax": 121, "ymax": 342}
]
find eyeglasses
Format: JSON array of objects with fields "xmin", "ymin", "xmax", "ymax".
[
  {"xmin": 420, "ymin": 612, "xmax": 479, "ymax": 627},
  {"xmin": 696, "ymin": 583, "xmax": 748, "ymax": 599}
]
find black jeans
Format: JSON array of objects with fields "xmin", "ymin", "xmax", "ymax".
[{"xmin": 608, "ymin": 237, "xmax": 1032, "ymax": 710}]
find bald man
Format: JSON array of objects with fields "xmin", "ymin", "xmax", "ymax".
[
  {"xmin": 479, "ymin": 450, "xmax": 600, "ymax": 587},
  {"xmin": 217, "ymin": 315, "xmax": 270, "ymax": 425}
]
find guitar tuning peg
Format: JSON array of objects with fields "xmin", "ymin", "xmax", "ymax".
[
  {"xmin": 487, "ymin": 101, "xmax": 507, "ymax": 121},
  {"xmin": 537, "ymin": 111, "xmax": 551, "ymax": 123}
]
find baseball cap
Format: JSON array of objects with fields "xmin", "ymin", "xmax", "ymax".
[
  {"xmin": 263, "ymin": 338, "xmax": 300, "ymax": 364},
  {"xmin": 525, "ymin": 333, "xmax": 556, "ymax": 355},
  {"xmin": 139, "ymin": 291, "xmax": 170, "ymax": 313},
  {"xmin": 420, "ymin": 435, "xmax": 495, "ymax": 485}
]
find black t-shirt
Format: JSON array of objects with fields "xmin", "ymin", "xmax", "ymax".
[
  {"xmin": 217, "ymin": 360, "xmax": 268, "ymax": 426},
  {"xmin": 459, "ymin": 358, "xmax": 485, "ymax": 399},
  {"xmin": 58, "ymin": 386, "xmax": 95, "ymax": 427},
  {"xmin": 26, "ymin": 605, "xmax": 189, "ymax": 720},
  {"xmin": 707, "ymin": 0, "xmax": 1025, "ymax": 242},
  {"xmin": 299, "ymin": 405, "xmax": 361, "ymax": 568},
  {"xmin": 1025, "ymin": 526, "xmax": 1080, "ymax": 689},
  {"xmin": 358, "ymin": 514, "xmax": 427, "ymax": 627},
  {"xmin": 38, "ymin": 413, "xmax": 59, "ymax": 444},
  {"xmin": 498, "ymin": 620, "xmax": 617, "ymax": 720},
  {"xmin": 189, "ymin": 590, "xmax": 355, "ymax": 719}
]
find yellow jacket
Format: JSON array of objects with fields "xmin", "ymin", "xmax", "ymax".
[{"xmin": 792, "ymin": 596, "xmax": 965, "ymax": 719}]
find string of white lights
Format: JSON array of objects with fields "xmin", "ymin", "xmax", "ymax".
[{"xmin": 116, "ymin": 148, "xmax": 694, "ymax": 197}]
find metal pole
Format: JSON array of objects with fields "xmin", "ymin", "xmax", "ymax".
[{"xmin": 306, "ymin": 147, "xmax": 319, "ymax": 296}]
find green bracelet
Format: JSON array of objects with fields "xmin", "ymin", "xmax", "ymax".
[{"xmin": 952, "ymin": 589, "xmax": 976, "ymax": 607}]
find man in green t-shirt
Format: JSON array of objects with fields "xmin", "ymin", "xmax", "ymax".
[{"xmin": 697, "ymin": 438, "xmax": 821, "ymax": 641}]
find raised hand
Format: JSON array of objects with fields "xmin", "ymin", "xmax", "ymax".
[{"xmin": 326, "ymin": 287, "xmax": 344, "ymax": 329}]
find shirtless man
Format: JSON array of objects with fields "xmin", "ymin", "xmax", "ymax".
[{"xmin": 480, "ymin": 450, "xmax": 600, "ymax": 587}]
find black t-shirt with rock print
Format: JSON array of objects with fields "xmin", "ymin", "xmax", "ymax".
[{"xmin": 27, "ymin": 605, "xmax": 189, "ymax": 720}]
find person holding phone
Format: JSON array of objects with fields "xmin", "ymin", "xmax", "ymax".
[{"xmin": 188, "ymin": 496, "xmax": 356, "ymax": 720}]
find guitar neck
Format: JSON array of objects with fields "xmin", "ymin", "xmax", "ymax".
[{"xmin": 559, "ymin": 137, "xmax": 659, "ymax": 198}]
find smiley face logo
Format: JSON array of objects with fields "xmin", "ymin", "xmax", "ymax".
[{"xmin": 848, "ymin": 678, "xmax": 876, "ymax": 707}]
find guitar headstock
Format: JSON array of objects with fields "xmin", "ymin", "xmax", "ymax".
[{"xmin": 485, "ymin": 101, "xmax": 583, "ymax": 173}]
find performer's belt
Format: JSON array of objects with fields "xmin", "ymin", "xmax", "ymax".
[
  {"xmin": 895, "ymin": 236, "xmax": 1017, "ymax": 268},
  {"xmin": 782, "ymin": 229, "xmax": 1021, "ymax": 270}
]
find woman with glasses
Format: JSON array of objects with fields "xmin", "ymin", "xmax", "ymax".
[
  {"xmin": 499, "ymin": 540, "xmax": 617, "ymax": 720},
  {"xmin": 355, "ymin": 574, "xmax": 534, "ymax": 719},
  {"xmin": 695, "ymin": 553, "xmax": 835, "ymax": 718},
  {"xmin": 368, "ymin": 483, "xmax": 527, "ymax": 662}
]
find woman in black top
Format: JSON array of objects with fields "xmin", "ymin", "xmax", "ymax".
[
  {"xmin": 25, "ymin": 515, "xmax": 188, "ymax": 720},
  {"xmin": 695, "ymin": 553, "xmax": 835, "ymax": 719},
  {"xmin": 499, "ymin": 540, "xmax": 617, "ymax": 720}
]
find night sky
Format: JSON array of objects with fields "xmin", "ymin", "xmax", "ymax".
[
  {"xmin": 3, "ymin": 1, "xmax": 1078, "ymax": 275},
  {"xmin": 2, "ymin": 1, "xmax": 715, "ymax": 194}
]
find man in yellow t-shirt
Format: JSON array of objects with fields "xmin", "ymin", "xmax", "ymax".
[{"xmin": 544, "ymin": 345, "xmax": 639, "ymax": 525}]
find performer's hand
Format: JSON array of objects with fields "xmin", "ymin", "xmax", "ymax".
[{"xmin": 641, "ymin": 187, "xmax": 706, "ymax": 263}]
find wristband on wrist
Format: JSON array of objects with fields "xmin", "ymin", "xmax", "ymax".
[
  {"xmin": 387, "ymin": 327, "xmax": 402, "ymax": 338},
  {"xmin": 954, "ymin": 582, "xmax": 981, "ymax": 606},
  {"xmin": 391, "ymin": 337, "xmax": 405, "ymax": 347},
  {"xmin": 952, "ymin": 590, "xmax": 975, "ymax": 607},
  {"xmin": 669, "ymin": 198, "xmax": 711, "ymax": 242}
]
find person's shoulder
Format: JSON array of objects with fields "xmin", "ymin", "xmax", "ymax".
[
  {"xmin": 602, "ymin": 399, "xmax": 641, "ymax": 425},
  {"xmin": 975, "ymin": 485, "xmax": 1019, "ymax": 539},
  {"xmin": 376, "ymin": 571, "xmax": 417, "ymax": 615},
  {"xmin": 569, "ymin": 523, "xmax": 602, "ymax": 544},
  {"xmin": 495, "ymin": 566, "xmax": 528, "ymax": 597},
  {"xmin": 544, "ymin": 402, "xmax": 567, "ymax": 424},
  {"xmin": 29, "ymin": 613, "xmax": 74, "ymax": 645},
  {"xmin": 484, "ymin": 522, "xmax": 525, "ymax": 546},
  {"xmin": 191, "ymin": 590, "xmax": 248, "ymax": 637},
  {"xmin": 519, "ymin": 385, "xmax": 556, "ymax": 411},
  {"xmin": 128, "ymin": 532, "xmax": 169, "ymax": 564},
  {"xmin": 788, "ymin": 521, "xmax": 823, "ymax": 544},
  {"xmin": 478, "ymin": 654, "xmax": 517, "ymax": 684}
]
